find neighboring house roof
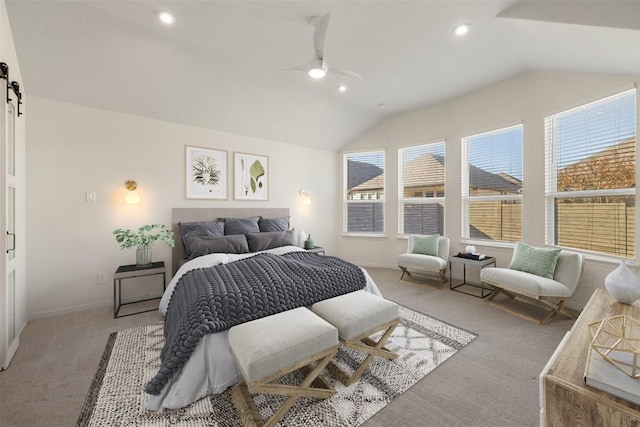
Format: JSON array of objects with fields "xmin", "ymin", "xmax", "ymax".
[
  {"xmin": 468, "ymin": 164, "xmax": 522, "ymax": 193},
  {"xmin": 348, "ymin": 153, "xmax": 523, "ymax": 194},
  {"xmin": 402, "ymin": 154, "xmax": 445, "ymax": 188},
  {"xmin": 346, "ymin": 160, "xmax": 384, "ymax": 191}
]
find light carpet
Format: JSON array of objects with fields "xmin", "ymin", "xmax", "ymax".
[{"xmin": 77, "ymin": 306, "xmax": 477, "ymax": 426}]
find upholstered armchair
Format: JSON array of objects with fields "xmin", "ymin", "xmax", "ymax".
[
  {"xmin": 397, "ymin": 235, "xmax": 450, "ymax": 287},
  {"xmin": 480, "ymin": 242, "xmax": 584, "ymax": 324}
]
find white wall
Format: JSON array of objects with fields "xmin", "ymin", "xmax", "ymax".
[
  {"xmin": 26, "ymin": 96, "xmax": 338, "ymax": 317},
  {"xmin": 337, "ymin": 71, "xmax": 640, "ymax": 308}
]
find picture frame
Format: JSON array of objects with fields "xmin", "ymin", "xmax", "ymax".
[
  {"xmin": 185, "ymin": 145, "xmax": 228, "ymax": 200},
  {"xmin": 234, "ymin": 152, "xmax": 268, "ymax": 201}
]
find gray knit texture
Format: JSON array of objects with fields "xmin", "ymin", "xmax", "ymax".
[{"xmin": 145, "ymin": 251, "xmax": 366, "ymax": 395}]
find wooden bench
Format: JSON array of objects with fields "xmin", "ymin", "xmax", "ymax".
[
  {"xmin": 312, "ymin": 291, "xmax": 400, "ymax": 386},
  {"xmin": 228, "ymin": 307, "xmax": 338, "ymax": 427}
]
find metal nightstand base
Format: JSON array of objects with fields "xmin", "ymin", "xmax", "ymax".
[{"xmin": 114, "ymin": 261, "xmax": 166, "ymax": 318}]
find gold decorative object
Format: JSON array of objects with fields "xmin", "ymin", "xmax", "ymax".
[{"xmin": 588, "ymin": 315, "xmax": 640, "ymax": 379}]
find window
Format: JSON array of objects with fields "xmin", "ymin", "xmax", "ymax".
[
  {"xmin": 462, "ymin": 125, "xmax": 523, "ymax": 242},
  {"xmin": 344, "ymin": 151, "xmax": 385, "ymax": 234},
  {"xmin": 545, "ymin": 89, "xmax": 636, "ymax": 258},
  {"xmin": 398, "ymin": 142, "xmax": 445, "ymax": 235}
]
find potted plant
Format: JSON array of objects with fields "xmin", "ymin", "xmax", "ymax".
[{"xmin": 113, "ymin": 224, "xmax": 175, "ymax": 267}]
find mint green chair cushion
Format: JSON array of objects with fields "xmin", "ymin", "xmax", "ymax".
[
  {"xmin": 410, "ymin": 234, "xmax": 440, "ymax": 256},
  {"xmin": 508, "ymin": 242, "xmax": 561, "ymax": 279}
]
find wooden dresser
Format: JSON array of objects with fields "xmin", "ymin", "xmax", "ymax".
[{"xmin": 540, "ymin": 288, "xmax": 640, "ymax": 426}]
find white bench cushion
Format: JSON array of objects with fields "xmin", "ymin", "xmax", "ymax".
[
  {"xmin": 228, "ymin": 307, "xmax": 337, "ymax": 383},
  {"xmin": 398, "ymin": 253, "xmax": 447, "ymax": 271},
  {"xmin": 481, "ymin": 267, "xmax": 572, "ymax": 298},
  {"xmin": 311, "ymin": 291, "xmax": 399, "ymax": 340}
]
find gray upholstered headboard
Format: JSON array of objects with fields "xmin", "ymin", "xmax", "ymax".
[{"xmin": 171, "ymin": 208, "xmax": 290, "ymax": 275}]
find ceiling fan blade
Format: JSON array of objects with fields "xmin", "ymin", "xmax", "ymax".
[
  {"xmin": 331, "ymin": 67, "xmax": 363, "ymax": 80},
  {"xmin": 313, "ymin": 13, "xmax": 331, "ymax": 60},
  {"xmin": 266, "ymin": 60, "xmax": 314, "ymax": 74}
]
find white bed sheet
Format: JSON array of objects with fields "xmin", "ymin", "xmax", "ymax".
[{"xmin": 147, "ymin": 246, "xmax": 381, "ymax": 411}]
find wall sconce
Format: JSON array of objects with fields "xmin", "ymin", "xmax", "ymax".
[
  {"xmin": 124, "ymin": 180, "xmax": 140, "ymax": 204},
  {"xmin": 299, "ymin": 190, "xmax": 311, "ymax": 206}
]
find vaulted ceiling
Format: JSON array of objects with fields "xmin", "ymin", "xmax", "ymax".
[{"xmin": 6, "ymin": 1, "xmax": 640, "ymax": 151}]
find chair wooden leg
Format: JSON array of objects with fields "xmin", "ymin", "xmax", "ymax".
[
  {"xmin": 399, "ymin": 266, "xmax": 410, "ymax": 280},
  {"xmin": 438, "ymin": 269, "xmax": 447, "ymax": 288}
]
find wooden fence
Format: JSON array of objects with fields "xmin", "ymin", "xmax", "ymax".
[{"xmin": 470, "ymin": 202, "xmax": 634, "ymax": 258}]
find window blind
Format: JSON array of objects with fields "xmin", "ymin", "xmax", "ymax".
[
  {"xmin": 462, "ymin": 125, "xmax": 523, "ymax": 242},
  {"xmin": 398, "ymin": 142, "xmax": 445, "ymax": 235},
  {"xmin": 545, "ymin": 89, "xmax": 636, "ymax": 258},
  {"xmin": 344, "ymin": 151, "xmax": 385, "ymax": 233}
]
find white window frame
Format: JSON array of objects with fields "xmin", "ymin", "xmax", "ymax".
[
  {"xmin": 461, "ymin": 124, "xmax": 523, "ymax": 243},
  {"xmin": 343, "ymin": 150, "xmax": 386, "ymax": 236},
  {"xmin": 544, "ymin": 88, "xmax": 636, "ymax": 258},
  {"xmin": 397, "ymin": 141, "xmax": 445, "ymax": 236}
]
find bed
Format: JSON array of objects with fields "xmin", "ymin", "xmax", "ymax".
[{"xmin": 145, "ymin": 208, "xmax": 381, "ymax": 411}]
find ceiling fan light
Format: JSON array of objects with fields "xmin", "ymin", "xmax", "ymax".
[{"xmin": 308, "ymin": 67, "xmax": 327, "ymax": 79}]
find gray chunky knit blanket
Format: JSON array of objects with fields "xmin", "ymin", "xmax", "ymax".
[{"xmin": 145, "ymin": 251, "xmax": 366, "ymax": 395}]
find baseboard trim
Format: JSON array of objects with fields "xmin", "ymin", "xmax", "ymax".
[
  {"xmin": 29, "ymin": 292, "xmax": 163, "ymax": 320},
  {"xmin": 352, "ymin": 261, "xmax": 399, "ymax": 270}
]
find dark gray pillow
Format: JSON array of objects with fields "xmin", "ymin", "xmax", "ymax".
[
  {"xmin": 223, "ymin": 217, "xmax": 260, "ymax": 235},
  {"xmin": 185, "ymin": 235, "xmax": 249, "ymax": 259},
  {"xmin": 246, "ymin": 230, "xmax": 295, "ymax": 252},
  {"xmin": 259, "ymin": 216, "xmax": 290, "ymax": 232},
  {"xmin": 179, "ymin": 221, "xmax": 225, "ymax": 254}
]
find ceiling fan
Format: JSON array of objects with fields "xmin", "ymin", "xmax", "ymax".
[{"xmin": 275, "ymin": 13, "xmax": 362, "ymax": 80}]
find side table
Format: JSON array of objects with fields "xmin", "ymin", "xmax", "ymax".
[
  {"xmin": 114, "ymin": 261, "xmax": 166, "ymax": 318},
  {"xmin": 449, "ymin": 255, "xmax": 496, "ymax": 298},
  {"xmin": 306, "ymin": 246, "xmax": 325, "ymax": 255}
]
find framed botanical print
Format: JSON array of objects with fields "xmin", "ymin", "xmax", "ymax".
[
  {"xmin": 234, "ymin": 152, "xmax": 268, "ymax": 201},
  {"xmin": 185, "ymin": 145, "xmax": 228, "ymax": 199}
]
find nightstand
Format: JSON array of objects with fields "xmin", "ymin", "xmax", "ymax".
[
  {"xmin": 113, "ymin": 261, "xmax": 166, "ymax": 318},
  {"xmin": 306, "ymin": 246, "xmax": 325, "ymax": 255}
]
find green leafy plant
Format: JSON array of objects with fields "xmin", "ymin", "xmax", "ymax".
[{"xmin": 113, "ymin": 224, "xmax": 175, "ymax": 249}]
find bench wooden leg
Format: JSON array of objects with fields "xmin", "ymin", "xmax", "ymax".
[
  {"xmin": 330, "ymin": 318, "xmax": 400, "ymax": 387},
  {"xmin": 399, "ymin": 266, "xmax": 410, "ymax": 280},
  {"xmin": 233, "ymin": 346, "xmax": 337, "ymax": 427}
]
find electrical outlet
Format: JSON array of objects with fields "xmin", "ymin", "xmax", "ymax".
[
  {"xmin": 97, "ymin": 272, "xmax": 108, "ymax": 284},
  {"xmin": 583, "ymin": 276, "xmax": 593, "ymax": 289}
]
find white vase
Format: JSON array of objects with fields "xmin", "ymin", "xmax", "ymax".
[
  {"xmin": 605, "ymin": 262, "xmax": 640, "ymax": 304},
  {"xmin": 136, "ymin": 246, "xmax": 152, "ymax": 267},
  {"xmin": 298, "ymin": 230, "xmax": 307, "ymax": 248}
]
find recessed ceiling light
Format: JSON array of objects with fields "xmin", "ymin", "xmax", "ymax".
[
  {"xmin": 158, "ymin": 11, "xmax": 175, "ymax": 25},
  {"xmin": 337, "ymin": 85, "xmax": 347, "ymax": 93},
  {"xmin": 454, "ymin": 23, "xmax": 470, "ymax": 36}
]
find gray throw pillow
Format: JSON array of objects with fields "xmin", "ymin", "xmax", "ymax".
[
  {"xmin": 245, "ymin": 230, "xmax": 295, "ymax": 252},
  {"xmin": 258, "ymin": 216, "xmax": 290, "ymax": 232},
  {"xmin": 508, "ymin": 242, "xmax": 561, "ymax": 279},
  {"xmin": 185, "ymin": 234, "xmax": 249, "ymax": 259},
  {"xmin": 223, "ymin": 217, "xmax": 260, "ymax": 235},
  {"xmin": 179, "ymin": 221, "xmax": 225, "ymax": 255}
]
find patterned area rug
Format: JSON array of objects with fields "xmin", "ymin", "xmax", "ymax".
[{"xmin": 78, "ymin": 306, "xmax": 477, "ymax": 426}]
